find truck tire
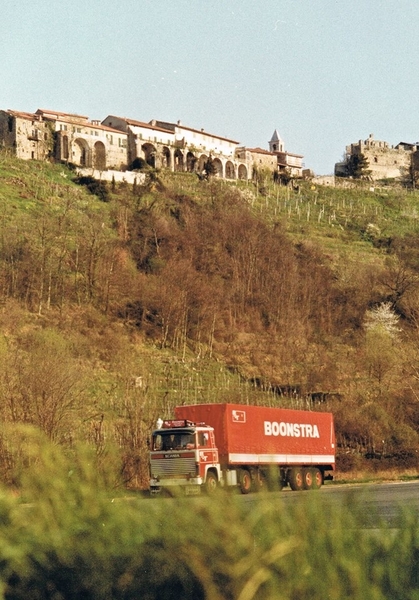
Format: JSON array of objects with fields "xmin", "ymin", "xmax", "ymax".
[
  {"xmin": 205, "ymin": 471, "xmax": 218, "ymax": 494},
  {"xmin": 311, "ymin": 468, "xmax": 323, "ymax": 489},
  {"xmin": 239, "ymin": 469, "xmax": 252, "ymax": 494},
  {"xmin": 303, "ymin": 468, "xmax": 314, "ymax": 490},
  {"xmin": 288, "ymin": 467, "xmax": 304, "ymax": 491}
]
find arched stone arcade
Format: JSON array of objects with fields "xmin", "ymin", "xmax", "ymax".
[
  {"xmin": 142, "ymin": 143, "xmax": 156, "ymax": 168},
  {"xmin": 186, "ymin": 151, "xmax": 197, "ymax": 172},
  {"xmin": 73, "ymin": 138, "xmax": 90, "ymax": 167},
  {"xmin": 161, "ymin": 146, "xmax": 171, "ymax": 169},
  {"xmin": 213, "ymin": 158, "xmax": 223, "ymax": 178},
  {"xmin": 174, "ymin": 149, "xmax": 184, "ymax": 172},
  {"xmin": 93, "ymin": 141, "xmax": 106, "ymax": 170},
  {"xmin": 198, "ymin": 154, "xmax": 208, "ymax": 174},
  {"xmin": 238, "ymin": 164, "xmax": 248, "ymax": 180},
  {"xmin": 225, "ymin": 161, "xmax": 235, "ymax": 179}
]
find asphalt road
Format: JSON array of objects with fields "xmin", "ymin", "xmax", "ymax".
[
  {"xmin": 145, "ymin": 480, "xmax": 419, "ymax": 528},
  {"xmin": 268, "ymin": 480, "xmax": 419, "ymax": 528}
]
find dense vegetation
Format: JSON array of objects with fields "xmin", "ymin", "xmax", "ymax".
[
  {"xmin": 0, "ymin": 434, "xmax": 418, "ymax": 599},
  {"xmin": 2, "ymin": 151, "xmax": 419, "ymax": 490}
]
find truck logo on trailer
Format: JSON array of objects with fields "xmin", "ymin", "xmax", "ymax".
[
  {"xmin": 232, "ymin": 410, "xmax": 246, "ymax": 423},
  {"xmin": 264, "ymin": 421, "xmax": 320, "ymax": 438}
]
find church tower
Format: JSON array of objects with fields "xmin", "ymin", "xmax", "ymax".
[{"xmin": 269, "ymin": 129, "xmax": 284, "ymax": 153}]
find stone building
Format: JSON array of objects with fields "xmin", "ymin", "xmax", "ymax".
[
  {"xmin": 245, "ymin": 147, "xmax": 278, "ymax": 173},
  {"xmin": 102, "ymin": 115, "xmax": 253, "ymax": 179},
  {"xmin": 0, "ymin": 106, "xmax": 304, "ymax": 182},
  {"xmin": 335, "ymin": 133, "xmax": 417, "ymax": 181},
  {"xmin": 240, "ymin": 130, "xmax": 304, "ymax": 179},
  {"xmin": 42, "ymin": 109, "xmax": 128, "ymax": 170},
  {"xmin": 0, "ymin": 109, "xmax": 53, "ymax": 161},
  {"xmin": 268, "ymin": 130, "xmax": 304, "ymax": 177},
  {"xmin": 0, "ymin": 108, "xmax": 128, "ymax": 170}
]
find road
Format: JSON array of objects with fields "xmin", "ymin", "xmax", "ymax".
[
  {"xmin": 144, "ymin": 480, "xmax": 419, "ymax": 528},
  {"xmin": 259, "ymin": 480, "xmax": 419, "ymax": 528}
]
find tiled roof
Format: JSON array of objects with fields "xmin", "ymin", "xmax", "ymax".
[
  {"xmin": 176, "ymin": 123, "xmax": 239, "ymax": 144},
  {"xmin": 247, "ymin": 147, "xmax": 276, "ymax": 156},
  {"xmin": 36, "ymin": 108, "xmax": 89, "ymax": 121},
  {"xmin": 6, "ymin": 109, "xmax": 38, "ymax": 120},
  {"xmin": 156, "ymin": 120, "xmax": 239, "ymax": 144},
  {"xmin": 104, "ymin": 116, "xmax": 173, "ymax": 134}
]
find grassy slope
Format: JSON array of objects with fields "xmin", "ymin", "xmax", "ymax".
[{"xmin": 2, "ymin": 153, "xmax": 419, "ymax": 485}]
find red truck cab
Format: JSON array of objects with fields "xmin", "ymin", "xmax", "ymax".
[{"xmin": 149, "ymin": 419, "xmax": 221, "ymax": 494}]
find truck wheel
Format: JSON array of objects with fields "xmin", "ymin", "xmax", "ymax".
[
  {"xmin": 205, "ymin": 471, "xmax": 218, "ymax": 494},
  {"xmin": 289, "ymin": 467, "xmax": 304, "ymax": 491},
  {"xmin": 303, "ymin": 468, "xmax": 314, "ymax": 490},
  {"xmin": 239, "ymin": 469, "xmax": 252, "ymax": 494},
  {"xmin": 311, "ymin": 468, "xmax": 323, "ymax": 490}
]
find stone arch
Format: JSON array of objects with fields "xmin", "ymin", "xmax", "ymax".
[
  {"xmin": 186, "ymin": 151, "xmax": 197, "ymax": 172},
  {"xmin": 198, "ymin": 154, "xmax": 208, "ymax": 174},
  {"xmin": 62, "ymin": 136, "xmax": 69, "ymax": 160},
  {"xmin": 174, "ymin": 149, "xmax": 184, "ymax": 172},
  {"xmin": 73, "ymin": 138, "xmax": 90, "ymax": 167},
  {"xmin": 213, "ymin": 158, "xmax": 223, "ymax": 178},
  {"xmin": 225, "ymin": 161, "xmax": 235, "ymax": 179},
  {"xmin": 162, "ymin": 146, "xmax": 171, "ymax": 169},
  {"xmin": 238, "ymin": 164, "xmax": 248, "ymax": 180},
  {"xmin": 93, "ymin": 141, "xmax": 106, "ymax": 170},
  {"xmin": 57, "ymin": 134, "xmax": 69, "ymax": 161},
  {"xmin": 142, "ymin": 143, "xmax": 156, "ymax": 167}
]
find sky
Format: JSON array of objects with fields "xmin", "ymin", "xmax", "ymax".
[{"xmin": 2, "ymin": 0, "xmax": 419, "ymax": 175}]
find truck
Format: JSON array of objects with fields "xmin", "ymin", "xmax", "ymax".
[{"xmin": 149, "ymin": 403, "xmax": 335, "ymax": 495}]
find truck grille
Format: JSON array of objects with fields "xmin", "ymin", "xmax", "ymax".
[{"xmin": 151, "ymin": 457, "xmax": 196, "ymax": 478}]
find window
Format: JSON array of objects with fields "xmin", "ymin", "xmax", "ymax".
[
  {"xmin": 153, "ymin": 433, "xmax": 196, "ymax": 451},
  {"xmin": 198, "ymin": 433, "xmax": 209, "ymax": 447}
]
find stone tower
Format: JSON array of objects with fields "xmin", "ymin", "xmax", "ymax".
[{"xmin": 269, "ymin": 129, "xmax": 284, "ymax": 153}]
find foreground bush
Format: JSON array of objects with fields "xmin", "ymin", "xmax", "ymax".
[{"xmin": 0, "ymin": 429, "xmax": 418, "ymax": 598}]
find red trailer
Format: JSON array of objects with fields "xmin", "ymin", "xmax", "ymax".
[{"xmin": 149, "ymin": 403, "xmax": 335, "ymax": 495}]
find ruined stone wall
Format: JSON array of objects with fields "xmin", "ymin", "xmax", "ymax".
[
  {"xmin": 362, "ymin": 146, "xmax": 411, "ymax": 181},
  {"xmin": 343, "ymin": 134, "xmax": 414, "ymax": 181},
  {"xmin": 0, "ymin": 112, "xmax": 52, "ymax": 161}
]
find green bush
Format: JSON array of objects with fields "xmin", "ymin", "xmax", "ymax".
[{"xmin": 0, "ymin": 429, "xmax": 418, "ymax": 599}]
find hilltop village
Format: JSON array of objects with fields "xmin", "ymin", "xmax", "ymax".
[
  {"xmin": 0, "ymin": 107, "xmax": 304, "ymax": 183},
  {"xmin": 2, "ymin": 107, "xmax": 419, "ymax": 186}
]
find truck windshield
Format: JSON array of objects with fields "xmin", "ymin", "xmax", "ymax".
[{"xmin": 152, "ymin": 432, "xmax": 196, "ymax": 451}]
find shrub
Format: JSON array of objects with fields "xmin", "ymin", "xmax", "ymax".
[
  {"xmin": 73, "ymin": 176, "xmax": 109, "ymax": 201},
  {"xmin": 0, "ymin": 430, "xmax": 418, "ymax": 599}
]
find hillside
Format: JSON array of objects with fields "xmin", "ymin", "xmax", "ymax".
[{"xmin": 1, "ymin": 150, "xmax": 419, "ymax": 488}]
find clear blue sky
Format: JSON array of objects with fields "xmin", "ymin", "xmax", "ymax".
[{"xmin": 3, "ymin": 0, "xmax": 419, "ymax": 175}]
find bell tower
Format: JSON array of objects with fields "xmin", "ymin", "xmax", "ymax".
[{"xmin": 269, "ymin": 129, "xmax": 284, "ymax": 153}]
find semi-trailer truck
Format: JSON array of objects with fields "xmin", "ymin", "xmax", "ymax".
[{"xmin": 149, "ymin": 403, "xmax": 335, "ymax": 495}]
